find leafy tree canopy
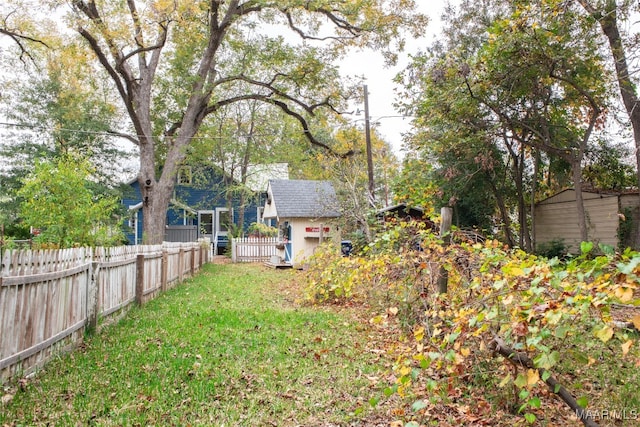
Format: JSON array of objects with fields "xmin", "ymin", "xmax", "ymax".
[{"xmin": 0, "ymin": 0, "xmax": 428, "ymax": 243}]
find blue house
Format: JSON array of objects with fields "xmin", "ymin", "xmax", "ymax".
[{"xmin": 122, "ymin": 163, "xmax": 288, "ymax": 253}]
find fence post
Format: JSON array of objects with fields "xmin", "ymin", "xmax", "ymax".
[
  {"xmin": 190, "ymin": 246, "xmax": 196, "ymax": 276},
  {"xmin": 136, "ymin": 254, "xmax": 145, "ymax": 305},
  {"xmin": 161, "ymin": 249, "xmax": 168, "ymax": 292},
  {"xmin": 178, "ymin": 248, "xmax": 184, "ymax": 282},
  {"xmin": 437, "ymin": 207, "xmax": 453, "ymax": 294},
  {"xmin": 86, "ymin": 260, "xmax": 99, "ymax": 332}
]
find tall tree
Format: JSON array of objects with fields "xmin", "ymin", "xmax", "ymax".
[
  {"xmin": 399, "ymin": 0, "xmax": 610, "ymax": 247},
  {"xmin": 0, "ymin": 46, "xmax": 132, "ymax": 232},
  {"xmin": 469, "ymin": 0, "xmax": 608, "ymax": 243},
  {"xmin": 397, "ymin": 52, "xmax": 518, "ymax": 243},
  {"xmin": 185, "ymin": 99, "xmax": 299, "ymax": 231},
  {"xmin": 8, "ymin": 0, "xmax": 426, "ymax": 244},
  {"xmin": 576, "ymin": 0, "xmax": 640, "ymax": 246}
]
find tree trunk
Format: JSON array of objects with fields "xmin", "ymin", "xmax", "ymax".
[
  {"xmin": 504, "ymin": 134, "xmax": 533, "ymax": 251},
  {"xmin": 513, "ymin": 144, "xmax": 533, "ymax": 251},
  {"xmin": 138, "ymin": 131, "xmax": 191, "ymax": 245},
  {"xmin": 531, "ymin": 149, "xmax": 540, "ymax": 251},
  {"xmin": 519, "ymin": 145, "xmax": 533, "ymax": 251},
  {"xmin": 487, "ymin": 172, "xmax": 516, "ymax": 247},
  {"xmin": 237, "ymin": 193, "xmax": 246, "ymax": 234},
  {"xmin": 140, "ymin": 178, "xmax": 173, "ymax": 244},
  {"xmin": 572, "ymin": 156, "xmax": 589, "ymax": 244}
]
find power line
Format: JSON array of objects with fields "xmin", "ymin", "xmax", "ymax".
[
  {"xmin": 0, "ymin": 120, "xmax": 394, "ymax": 143},
  {"xmin": 0, "ymin": 121, "xmax": 298, "ymax": 141}
]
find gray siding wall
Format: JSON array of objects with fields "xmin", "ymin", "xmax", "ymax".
[{"xmin": 534, "ymin": 192, "xmax": 620, "ymax": 252}]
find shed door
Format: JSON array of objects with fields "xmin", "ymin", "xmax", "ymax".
[{"xmin": 284, "ymin": 222, "xmax": 292, "ymax": 263}]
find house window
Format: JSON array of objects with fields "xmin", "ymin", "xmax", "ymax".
[{"xmin": 178, "ymin": 167, "xmax": 192, "ymax": 185}]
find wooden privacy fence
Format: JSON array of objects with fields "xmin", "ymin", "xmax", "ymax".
[
  {"xmin": 231, "ymin": 237, "xmax": 279, "ymax": 263},
  {"xmin": 0, "ymin": 241, "xmax": 210, "ymax": 384}
]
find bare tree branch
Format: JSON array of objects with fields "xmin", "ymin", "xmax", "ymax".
[{"xmin": 493, "ymin": 336, "xmax": 600, "ymax": 427}]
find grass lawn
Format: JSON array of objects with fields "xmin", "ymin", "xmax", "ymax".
[{"xmin": 0, "ymin": 263, "xmax": 388, "ymax": 426}]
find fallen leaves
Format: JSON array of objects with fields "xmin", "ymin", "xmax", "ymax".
[
  {"xmin": 1, "ymin": 393, "xmax": 14, "ymax": 405},
  {"xmin": 593, "ymin": 324, "xmax": 614, "ymax": 343},
  {"xmin": 633, "ymin": 314, "xmax": 640, "ymax": 331}
]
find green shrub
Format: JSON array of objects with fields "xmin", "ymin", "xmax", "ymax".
[
  {"xmin": 535, "ymin": 238, "xmax": 567, "ymax": 259},
  {"xmin": 246, "ymin": 222, "xmax": 278, "ymax": 237}
]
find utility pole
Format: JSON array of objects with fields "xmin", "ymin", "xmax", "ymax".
[{"xmin": 363, "ymin": 84, "xmax": 375, "ymax": 206}]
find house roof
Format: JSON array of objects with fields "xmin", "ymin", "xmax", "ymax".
[
  {"xmin": 376, "ymin": 203, "xmax": 437, "ymax": 229},
  {"xmin": 267, "ymin": 179, "xmax": 340, "ymax": 219}
]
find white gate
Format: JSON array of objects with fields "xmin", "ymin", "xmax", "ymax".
[{"xmin": 231, "ymin": 237, "xmax": 279, "ymax": 263}]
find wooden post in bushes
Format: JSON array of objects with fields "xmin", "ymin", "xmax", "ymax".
[
  {"xmin": 135, "ymin": 254, "xmax": 145, "ymax": 305},
  {"xmin": 438, "ymin": 207, "xmax": 453, "ymax": 294}
]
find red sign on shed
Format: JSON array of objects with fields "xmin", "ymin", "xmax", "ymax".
[{"xmin": 305, "ymin": 226, "xmax": 330, "ymax": 233}]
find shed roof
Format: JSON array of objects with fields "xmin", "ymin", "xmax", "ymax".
[
  {"xmin": 267, "ymin": 179, "xmax": 340, "ymax": 219},
  {"xmin": 377, "ymin": 203, "xmax": 424, "ymax": 217}
]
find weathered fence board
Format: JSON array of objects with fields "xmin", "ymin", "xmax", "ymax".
[
  {"xmin": 231, "ymin": 237, "xmax": 279, "ymax": 263},
  {"xmin": 0, "ymin": 242, "xmax": 209, "ymax": 383},
  {"xmin": 0, "ymin": 263, "xmax": 90, "ymax": 378}
]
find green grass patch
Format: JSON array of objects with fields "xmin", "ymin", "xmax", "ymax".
[{"xmin": 1, "ymin": 264, "xmax": 384, "ymax": 426}]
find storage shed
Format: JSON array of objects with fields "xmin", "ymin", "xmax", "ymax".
[
  {"xmin": 534, "ymin": 189, "xmax": 640, "ymax": 252},
  {"xmin": 262, "ymin": 179, "xmax": 341, "ymax": 267}
]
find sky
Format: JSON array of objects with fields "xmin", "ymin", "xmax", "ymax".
[{"xmin": 338, "ymin": 1, "xmax": 449, "ymax": 158}]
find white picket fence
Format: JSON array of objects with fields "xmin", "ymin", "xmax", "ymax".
[{"xmin": 231, "ymin": 237, "xmax": 279, "ymax": 263}]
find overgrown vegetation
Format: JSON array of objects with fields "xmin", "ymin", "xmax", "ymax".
[
  {"xmin": 17, "ymin": 154, "xmax": 124, "ymax": 248},
  {"xmin": 246, "ymin": 222, "xmax": 278, "ymax": 237},
  {"xmin": 305, "ymin": 221, "xmax": 640, "ymax": 426}
]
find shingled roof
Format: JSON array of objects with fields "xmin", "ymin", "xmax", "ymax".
[{"xmin": 267, "ymin": 179, "xmax": 340, "ymax": 219}]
